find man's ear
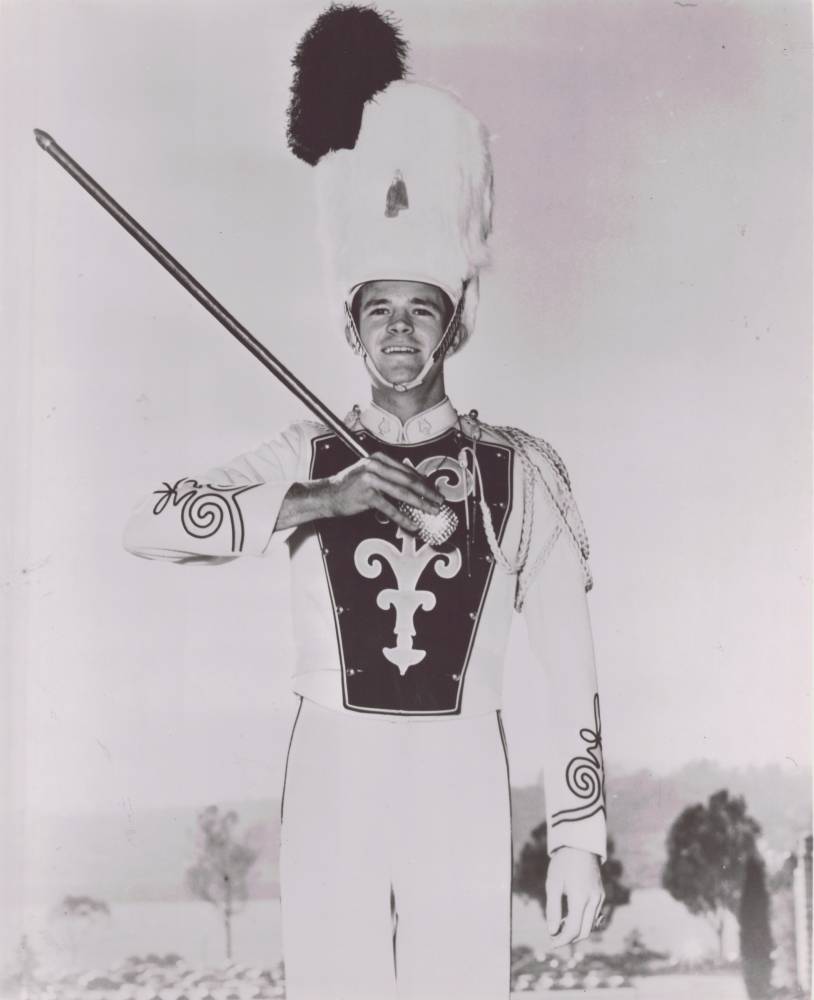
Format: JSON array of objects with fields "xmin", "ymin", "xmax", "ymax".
[
  {"xmin": 440, "ymin": 291, "xmax": 454, "ymax": 328},
  {"xmin": 344, "ymin": 301, "xmax": 365, "ymax": 355},
  {"xmin": 351, "ymin": 287, "xmax": 364, "ymax": 328}
]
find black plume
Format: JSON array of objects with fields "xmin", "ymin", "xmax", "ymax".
[{"xmin": 287, "ymin": 4, "xmax": 408, "ymax": 165}]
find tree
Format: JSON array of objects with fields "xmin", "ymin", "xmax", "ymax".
[
  {"xmin": 513, "ymin": 821, "xmax": 631, "ymax": 929},
  {"xmin": 739, "ymin": 853, "xmax": 773, "ymax": 999},
  {"xmin": 0, "ymin": 935, "xmax": 41, "ymax": 997},
  {"xmin": 662, "ymin": 788, "xmax": 761, "ymax": 959},
  {"xmin": 186, "ymin": 805, "xmax": 261, "ymax": 960}
]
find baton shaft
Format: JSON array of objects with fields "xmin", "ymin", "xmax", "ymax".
[{"xmin": 33, "ymin": 129, "xmax": 368, "ymax": 459}]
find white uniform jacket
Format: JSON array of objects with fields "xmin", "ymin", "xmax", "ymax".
[{"xmin": 124, "ymin": 397, "xmax": 607, "ymax": 861}]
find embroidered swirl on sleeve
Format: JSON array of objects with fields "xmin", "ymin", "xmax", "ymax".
[
  {"xmin": 551, "ymin": 693, "xmax": 606, "ymax": 827},
  {"xmin": 152, "ymin": 478, "xmax": 260, "ymax": 553}
]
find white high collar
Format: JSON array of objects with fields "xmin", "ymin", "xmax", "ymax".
[{"xmin": 355, "ymin": 397, "xmax": 458, "ymax": 444}]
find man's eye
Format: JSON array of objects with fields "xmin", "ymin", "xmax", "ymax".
[
  {"xmin": 369, "ymin": 307, "xmax": 389, "ymax": 316},
  {"xmin": 413, "ymin": 308, "xmax": 432, "ymax": 317}
]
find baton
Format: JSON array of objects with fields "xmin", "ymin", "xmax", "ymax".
[{"xmin": 33, "ymin": 129, "xmax": 457, "ymax": 546}]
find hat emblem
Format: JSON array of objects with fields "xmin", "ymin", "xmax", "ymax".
[{"xmin": 385, "ymin": 170, "xmax": 409, "ymax": 217}]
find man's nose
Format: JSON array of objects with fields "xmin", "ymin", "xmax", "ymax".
[{"xmin": 387, "ymin": 309, "xmax": 413, "ymax": 335}]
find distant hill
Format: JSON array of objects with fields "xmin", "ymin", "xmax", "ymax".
[
  {"xmin": 25, "ymin": 799, "xmax": 282, "ymax": 906},
  {"xmin": 25, "ymin": 760, "xmax": 811, "ymax": 905},
  {"xmin": 604, "ymin": 759, "xmax": 812, "ymax": 887},
  {"xmin": 510, "ymin": 759, "xmax": 811, "ymax": 889}
]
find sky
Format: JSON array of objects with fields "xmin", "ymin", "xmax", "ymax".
[{"xmin": 1, "ymin": 0, "xmax": 810, "ymax": 868}]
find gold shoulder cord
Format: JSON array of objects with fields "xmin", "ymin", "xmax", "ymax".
[{"xmin": 456, "ymin": 413, "xmax": 592, "ymax": 610}]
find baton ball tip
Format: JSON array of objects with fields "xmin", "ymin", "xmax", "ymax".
[{"xmin": 34, "ymin": 129, "xmax": 54, "ymax": 150}]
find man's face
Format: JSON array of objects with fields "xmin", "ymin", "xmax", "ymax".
[{"xmin": 356, "ymin": 280, "xmax": 449, "ymax": 384}]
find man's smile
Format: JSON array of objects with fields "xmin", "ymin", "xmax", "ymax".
[{"xmin": 382, "ymin": 345, "xmax": 419, "ymax": 354}]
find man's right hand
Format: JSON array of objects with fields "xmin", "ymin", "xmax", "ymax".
[
  {"xmin": 325, "ymin": 452, "xmax": 445, "ymax": 532},
  {"xmin": 274, "ymin": 453, "xmax": 445, "ymax": 534}
]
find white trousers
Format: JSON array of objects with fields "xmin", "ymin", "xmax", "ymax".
[{"xmin": 279, "ymin": 697, "xmax": 512, "ymax": 1000}]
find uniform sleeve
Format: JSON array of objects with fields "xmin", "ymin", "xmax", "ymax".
[
  {"xmin": 513, "ymin": 436, "xmax": 606, "ymax": 863},
  {"xmin": 522, "ymin": 533, "xmax": 607, "ymax": 863},
  {"xmin": 122, "ymin": 422, "xmax": 310, "ymax": 563}
]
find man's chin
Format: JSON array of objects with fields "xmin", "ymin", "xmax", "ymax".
[{"xmin": 374, "ymin": 356, "xmax": 425, "ymax": 382}]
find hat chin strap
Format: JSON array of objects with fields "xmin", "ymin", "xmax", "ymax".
[{"xmin": 344, "ymin": 283, "xmax": 466, "ymax": 393}]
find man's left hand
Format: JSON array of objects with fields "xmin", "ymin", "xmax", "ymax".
[{"xmin": 545, "ymin": 846, "xmax": 605, "ymax": 948}]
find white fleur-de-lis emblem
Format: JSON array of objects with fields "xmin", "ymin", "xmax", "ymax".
[{"xmin": 354, "ymin": 527, "xmax": 462, "ymax": 674}]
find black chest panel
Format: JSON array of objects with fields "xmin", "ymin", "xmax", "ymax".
[{"xmin": 309, "ymin": 428, "xmax": 513, "ymax": 715}]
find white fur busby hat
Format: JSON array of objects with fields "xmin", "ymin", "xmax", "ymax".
[{"xmin": 286, "ymin": 4, "xmax": 494, "ymax": 361}]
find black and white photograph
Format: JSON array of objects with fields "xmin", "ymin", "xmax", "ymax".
[{"xmin": 1, "ymin": 1, "xmax": 811, "ymax": 998}]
